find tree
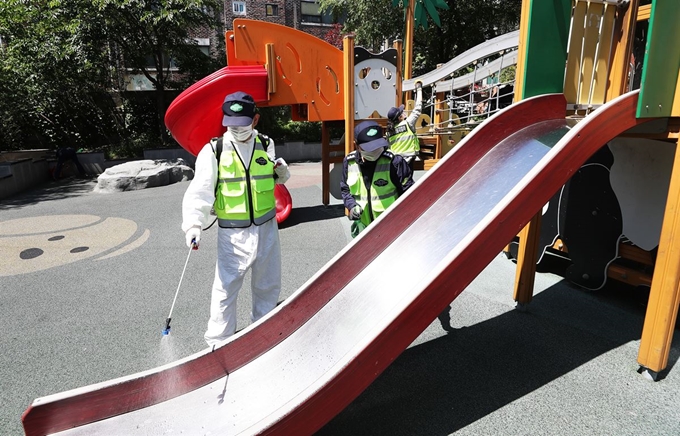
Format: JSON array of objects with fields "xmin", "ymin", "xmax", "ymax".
[
  {"xmin": 413, "ymin": 0, "xmax": 522, "ymax": 77},
  {"xmin": 0, "ymin": 0, "xmax": 120, "ymax": 150},
  {"xmin": 323, "ymin": 23, "xmax": 344, "ymax": 50},
  {"xmin": 392, "ymin": 0, "xmax": 449, "ymax": 30},
  {"xmin": 92, "ymin": 0, "xmax": 224, "ymax": 145},
  {"xmin": 319, "ymin": 0, "xmax": 402, "ymax": 51},
  {"xmin": 319, "ymin": 0, "xmax": 522, "ymax": 76},
  {"xmin": 0, "ymin": 0, "xmax": 224, "ymax": 152}
]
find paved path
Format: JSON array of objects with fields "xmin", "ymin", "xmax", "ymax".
[{"xmin": 1, "ymin": 162, "xmax": 679, "ymax": 435}]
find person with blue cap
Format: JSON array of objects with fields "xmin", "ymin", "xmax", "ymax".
[
  {"xmin": 340, "ymin": 120, "xmax": 414, "ymax": 238},
  {"xmin": 181, "ymin": 91, "xmax": 290, "ymax": 347},
  {"xmin": 386, "ymin": 81, "xmax": 423, "ymax": 171}
]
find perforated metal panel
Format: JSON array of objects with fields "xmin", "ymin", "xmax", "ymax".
[{"xmin": 353, "ymin": 47, "xmax": 399, "ymax": 119}]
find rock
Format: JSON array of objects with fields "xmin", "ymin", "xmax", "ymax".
[{"xmin": 94, "ymin": 159, "xmax": 194, "ymax": 193}]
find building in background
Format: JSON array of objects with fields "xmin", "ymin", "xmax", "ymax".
[
  {"xmin": 224, "ymin": 0, "xmax": 340, "ymax": 40},
  {"xmin": 124, "ymin": 1, "xmax": 342, "ymax": 92}
]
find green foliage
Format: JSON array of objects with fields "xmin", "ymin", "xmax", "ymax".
[
  {"xmin": 0, "ymin": 0, "xmax": 122, "ymax": 151},
  {"xmin": 0, "ymin": 0, "xmax": 223, "ymax": 154},
  {"xmin": 257, "ymin": 107, "xmax": 323, "ymax": 143},
  {"xmin": 319, "ymin": 0, "xmax": 402, "ymax": 51},
  {"xmin": 413, "ymin": 0, "xmax": 522, "ymax": 77},
  {"xmin": 391, "ymin": 0, "xmax": 449, "ymax": 30},
  {"xmin": 500, "ymin": 65, "xmax": 516, "ymax": 84},
  {"xmin": 320, "ymin": 0, "xmax": 522, "ymax": 78},
  {"xmin": 0, "ymin": 0, "xmax": 522, "ymax": 157},
  {"xmin": 92, "ymin": 0, "xmax": 223, "ymax": 144}
]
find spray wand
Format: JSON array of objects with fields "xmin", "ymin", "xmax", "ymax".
[{"xmin": 162, "ymin": 239, "xmax": 197, "ymax": 336}]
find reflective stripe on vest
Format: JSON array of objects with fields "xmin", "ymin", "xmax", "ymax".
[
  {"xmin": 388, "ymin": 121, "xmax": 420, "ymax": 155},
  {"xmin": 347, "ymin": 153, "xmax": 398, "ymax": 227},
  {"xmin": 214, "ymin": 137, "xmax": 276, "ymax": 228}
]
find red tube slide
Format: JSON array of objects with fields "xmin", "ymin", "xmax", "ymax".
[
  {"xmin": 164, "ymin": 65, "xmax": 291, "ymax": 223},
  {"xmin": 164, "ymin": 65, "xmax": 268, "ymax": 156}
]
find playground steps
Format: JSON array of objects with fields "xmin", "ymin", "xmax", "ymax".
[
  {"xmin": 608, "ymin": 242, "xmax": 654, "ymax": 288},
  {"xmin": 415, "ymin": 136, "xmax": 438, "ymax": 170},
  {"xmin": 546, "ymin": 238, "xmax": 654, "ymax": 288}
]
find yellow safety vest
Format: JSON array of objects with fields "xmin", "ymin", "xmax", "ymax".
[
  {"xmin": 347, "ymin": 151, "xmax": 399, "ymax": 227},
  {"xmin": 388, "ymin": 121, "xmax": 420, "ymax": 155},
  {"xmin": 213, "ymin": 136, "xmax": 276, "ymax": 228}
]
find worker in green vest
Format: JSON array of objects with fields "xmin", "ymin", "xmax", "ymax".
[
  {"xmin": 386, "ymin": 81, "xmax": 423, "ymax": 171},
  {"xmin": 340, "ymin": 120, "xmax": 414, "ymax": 238},
  {"xmin": 181, "ymin": 91, "xmax": 290, "ymax": 348}
]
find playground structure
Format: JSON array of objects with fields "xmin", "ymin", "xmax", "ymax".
[
  {"xmin": 21, "ymin": 0, "xmax": 680, "ymax": 434},
  {"xmin": 507, "ymin": 0, "xmax": 680, "ymax": 382},
  {"xmin": 395, "ymin": 30, "xmax": 520, "ymax": 168},
  {"xmin": 162, "ymin": 19, "xmax": 522, "ymax": 202}
]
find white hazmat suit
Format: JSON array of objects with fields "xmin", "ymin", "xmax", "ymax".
[{"xmin": 182, "ymin": 128, "xmax": 290, "ymax": 347}]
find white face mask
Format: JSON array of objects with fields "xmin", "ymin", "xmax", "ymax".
[
  {"xmin": 360, "ymin": 147, "xmax": 383, "ymax": 162},
  {"xmin": 230, "ymin": 126, "xmax": 253, "ymax": 142}
]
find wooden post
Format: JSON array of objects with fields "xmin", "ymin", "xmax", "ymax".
[
  {"xmin": 510, "ymin": 0, "xmax": 543, "ymax": 306},
  {"xmin": 433, "ymin": 91, "xmax": 444, "ymax": 159},
  {"xmin": 513, "ymin": 213, "xmax": 542, "ymax": 307},
  {"xmin": 403, "ymin": 0, "xmax": 415, "ymax": 102},
  {"xmin": 343, "ymin": 35, "xmax": 355, "ymax": 156},
  {"xmin": 321, "ymin": 121, "xmax": 330, "ymax": 206},
  {"xmin": 512, "ymin": 0, "xmax": 531, "ymax": 100},
  {"xmin": 404, "ymin": 0, "xmax": 415, "ymax": 80},
  {"xmin": 265, "ymin": 43, "xmax": 277, "ymax": 99},
  {"xmin": 674, "ymin": 71, "xmax": 680, "ymax": 117},
  {"xmin": 605, "ymin": 0, "xmax": 639, "ymax": 102},
  {"xmin": 393, "ymin": 39, "xmax": 404, "ymax": 108},
  {"xmin": 637, "ymin": 136, "xmax": 680, "ymax": 378}
]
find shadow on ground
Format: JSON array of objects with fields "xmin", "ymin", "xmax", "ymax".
[
  {"xmin": 279, "ymin": 204, "xmax": 346, "ymax": 228},
  {"xmin": 1, "ymin": 177, "xmax": 97, "ymax": 209},
  {"xmin": 318, "ymin": 277, "xmax": 680, "ymax": 436}
]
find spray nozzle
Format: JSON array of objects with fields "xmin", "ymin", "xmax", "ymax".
[{"xmin": 162, "ymin": 317, "xmax": 172, "ymax": 336}]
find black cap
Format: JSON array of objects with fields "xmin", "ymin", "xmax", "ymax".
[
  {"xmin": 222, "ymin": 91, "xmax": 257, "ymax": 127},
  {"xmin": 354, "ymin": 121, "xmax": 388, "ymax": 152},
  {"xmin": 387, "ymin": 104, "xmax": 404, "ymax": 122}
]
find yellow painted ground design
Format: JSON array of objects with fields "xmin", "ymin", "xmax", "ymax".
[{"xmin": 0, "ymin": 215, "xmax": 148, "ymax": 276}]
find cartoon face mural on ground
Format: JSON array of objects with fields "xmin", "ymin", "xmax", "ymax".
[{"xmin": 0, "ymin": 215, "xmax": 150, "ymax": 277}]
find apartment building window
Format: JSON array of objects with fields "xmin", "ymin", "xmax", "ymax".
[
  {"xmin": 301, "ymin": 0, "xmax": 320, "ymax": 23},
  {"xmin": 143, "ymin": 53, "xmax": 175, "ymax": 70},
  {"xmin": 232, "ymin": 1, "xmax": 246, "ymax": 16},
  {"xmin": 266, "ymin": 4, "xmax": 279, "ymax": 17},
  {"xmin": 301, "ymin": 1, "xmax": 333, "ymax": 24},
  {"xmin": 195, "ymin": 38, "xmax": 211, "ymax": 57}
]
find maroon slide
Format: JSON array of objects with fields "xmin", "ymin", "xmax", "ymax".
[{"xmin": 22, "ymin": 91, "xmax": 649, "ymax": 435}]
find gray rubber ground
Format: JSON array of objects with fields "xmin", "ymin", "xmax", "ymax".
[{"xmin": 1, "ymin": 162, "xmax": 678, "ymax": 436}]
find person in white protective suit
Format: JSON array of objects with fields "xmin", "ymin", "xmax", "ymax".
[{"xmin": 181, "ymin": 91, "xmax": 290, "ymax": 347}]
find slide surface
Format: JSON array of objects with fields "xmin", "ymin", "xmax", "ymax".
[{"xmin": 22, "ymin": 91, "xmax": 649, "ymax": 436}]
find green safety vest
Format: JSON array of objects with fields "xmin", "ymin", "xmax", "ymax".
[
  {"xmin": 213, "ymin": 136, "xmax": 276, "ymax": 228},
  {"xmin": 388, "ymin": 121, "xmax": 420, "ymax": 155},
  {"xmin": 347, "ymin": 151, "xmax": 399, "ymax": 228}
]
